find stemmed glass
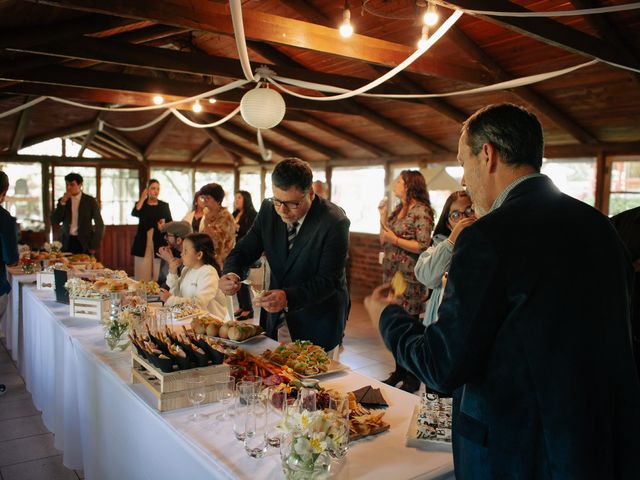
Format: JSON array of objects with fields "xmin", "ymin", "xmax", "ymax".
[
  {"xmin": 215, "ymin": 375, "xmax": 236, "ymax": 422},
  {"xmin": 186, "ymin": 374, "xmax": 206, "ymax": 423}
]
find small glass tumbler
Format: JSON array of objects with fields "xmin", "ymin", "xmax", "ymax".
[{"xmin": 243, "ymin": 394, "xmax": 268, "ymax": 458}]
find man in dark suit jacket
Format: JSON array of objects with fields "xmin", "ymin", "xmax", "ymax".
[
  {"xmin": 50, "ymin": 172, "xmax": 104, "ymax": 254},
  {"xmin": 373, "ymin": 104, "xmax": 640, "ymax": 479},
  {"xmin": 220, "ymin": 158, "xmax": 350, "ymax": 353}
]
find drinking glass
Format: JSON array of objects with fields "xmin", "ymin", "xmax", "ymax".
[
  {"xmin": 243, "ymin": 394, "xmax": 268, "ymax": 458},
  {"xmin": 328, "ymin": 391, "xmax": 350, "ymax": 459},
  {"xmin": 233, "ymin": 381, "xmax": 259, "ymax": 441},
  {"xmin": 186, "ymin": 374, "xmax": 206, "ymax": 423},
  {"xmin": 265, "ymin": 386, "xmax": 288, "ymax": 448},
  {"xmin": 215, "ymin": 375, "xmax": 236, "ymax": 422},
  {"xmin": 155, "ymin": 307, "xmax": 171, "ymax": 333}
]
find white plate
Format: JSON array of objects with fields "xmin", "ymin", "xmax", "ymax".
[{"xmin": 207, "ymin": 332, "xmax": 266, "ymax": 345}]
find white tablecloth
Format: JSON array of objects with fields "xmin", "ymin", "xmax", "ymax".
[
  {"xmin": 1, "ymin": 271, "xmax": 36, "ymax": 366},
  {"xmin": 21, "ymin": 287, "xmax": 454, "ymax": 479}
]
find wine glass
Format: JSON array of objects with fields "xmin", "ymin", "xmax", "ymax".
[
  {"xmin": 186, "ymin": 374, "xmax": 206, "ymax": 423},
  {"xmin": 215, "ymin": 375, "xmax": 236, "ymax": 422}
]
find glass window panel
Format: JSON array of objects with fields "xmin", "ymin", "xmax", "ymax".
[
  {"xmin": 264, "ymin": 170, "xmax": 273, "ymax": 200},
  {"xmin": 195, "ymin": 170, "xmax": 234, "ymax": 212},
  {"xmin": 0, "ymin": 162, "xmax": 44, "ymax": 231},
  {"xmin": 609, "ymin": 158, "xmax": 640, "ymax": 216},
  {"xmin": 239, "ymin": 171, "xmax": 261, "ymax": 209},
  {"xmin": 149, "ymin": 168, "xmax": 192, "ymax": 221},
  {"xmin": 332, "ymin": 166, "xmax": 385, "ymax": 234},
  {"xmin": 65, "ymin": 139, "xmax": 101, "ymax": 158},
  {"xmin": 100, "ymin": 168, "xmax": 139, "ymax": 225},
  {"xmin": 18, "ymin": 138, "xmax": 63, "ymax": 156},
  {"xmin": 53, "ymin": 166, "xmax": 97, "ymax": 199},
  {"xmin": 541, "ymin": 158, "xmax": 596, "ymax": 206}
]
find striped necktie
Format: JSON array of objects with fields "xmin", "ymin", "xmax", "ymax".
[{"xmin": 287, "ymin": 222, "xmax": 299, "ymax": 250}]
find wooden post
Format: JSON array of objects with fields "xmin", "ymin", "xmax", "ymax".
[
  {"xmin": 326, "ymin": 165, "xmax": 333, "ymax": 202},
  {"xmin": 41, "ymin": 160, "xmax": 51, "ymax": 235},
  {"xmin": 594, "ymin": 151, "xmax": 606, "ymax": 214}
]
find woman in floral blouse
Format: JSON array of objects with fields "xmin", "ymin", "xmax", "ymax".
[
  {"xmin": 197, "ymin": 183, "xmax": 236, "ymax": 270},
  {"xmin": 378, "ymin": 170, "xmax": 434, "ymax": 392}
]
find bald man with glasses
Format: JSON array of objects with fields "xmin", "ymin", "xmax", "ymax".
[{"xmin": 220, "ymin": 158, "xmax": 350, "ymax": 356}]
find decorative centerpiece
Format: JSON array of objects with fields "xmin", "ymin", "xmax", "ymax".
[
  {"xmin": 43, "ymin": 241, "xmax": 62, "ymax": 254},
  {"xmin": 279, "ymin": 408, "xmax": 349, "ymax": 480},
  {"xmin": 21, "ymin": 257, "xmax": 36, "ymax": 273},
  {"xmin": 104, "ymin": 315, "xmax": 131, "ymax": 351}
]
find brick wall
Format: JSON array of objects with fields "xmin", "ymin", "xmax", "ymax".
[{"xmin": 347, "ymin": 232, "xmax": 383, "ymax": 300}]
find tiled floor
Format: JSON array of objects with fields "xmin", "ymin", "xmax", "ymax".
[{"xmin": 0, "ymin": 299, "xmax": 405, "ymax": 480}]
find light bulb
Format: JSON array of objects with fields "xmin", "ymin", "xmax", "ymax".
[
  {"xmin": 192, "ymin": 100, "xmax": 202, "ymax": 113},
  {"xmin": 152, "ymin": 95, "xmax": 164, "ymax": 105},
  {"xmin": 423, "ymin": 4, "xmax": 439, "ymax": 26},
  {"xmin": 208, "ymin": 98, "xmax": 217, "ymax": 104},
  {"xmin": 339, "ymin": 9, "xmax": 353, "ymax": 38}
]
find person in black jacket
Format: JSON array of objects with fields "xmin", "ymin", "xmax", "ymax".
[
  {"xmin": 372, "ymin": 103, "xmax": 640, "ymax": 479},
  {"xmin": 232, "ymin": 190, "xmax": 257, "ymax": 320},
  {"xmin": 131, "ymin": 179, "xmax": 172, "ymax": 281},
  {"xmin": 50, "ymin": 173, "xmax": 104, "ymax": 255},
  {"xmin": 220, "ymin": 158, "xmax": 350, "ymax": 355}
]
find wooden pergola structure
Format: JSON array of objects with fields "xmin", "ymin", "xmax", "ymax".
[{"xmin": 1, "ymin": 0, "xmax": 639, "ymax": 220}]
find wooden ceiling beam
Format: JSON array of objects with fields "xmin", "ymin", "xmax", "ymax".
[
  {"xmin": 94, "ymin": 132, "xmax": 140, "ymax": 159},
  {"xmin": 0, "ymin": 15, "xmax": 138, "ymax": 49},
  {"xmin": 78, "ymin": 112, "xmax": 105, "ymax": 158},
  {"xmin": 9, "ymin": 97, "xmax": 33, "ymax": 153},
  {"xmin": 209, "ymin": 116, "xmax": 297, "ymax": 159},
  {"xmin": 22, "ymin": 121, "xmax": 95, "ymax": 149},
  {"xmin": 143, "ymin": 115, "xmax": 178, "ymax": 159},
  {"xmin": 251, "ymin": 42, "xmax": 448, "ymax": 153},
  {"xmin": 76, "ymin": 135, "xmax": 112, "ymax": 158},
  {"xmin": 0, "ymin": 65, "xmax": 357, "ymax": 115},
  {"xmin": 29, "ymin": 0, "xmax": 490, "ymax": 85},
  {"xmin": 89, "ymin": 137, "xmax": 126, "ymax": 158},
  {"xmin": 295, "ymin": 112, "xmax": 390, "ymax": 157},
  {"xmin": 190, "ymin": 139, "xmax": 216, "ymax": 164},
  {"xmin": 569, "ymin": 0, "xmax": 640, "ymax": 87},
  {"xmin": 449, "ymin": 0, "xmax": 640, "ymax": 71},
  {"xmin": 271, "ymin": 124, "xmax": 341, "ymax": 159},
  {"xmin": 100, "ymin": 125, "xmax": 144, "ymax": 161},
  {"xmin": 446, "ymin": 25, "xmax": 598, "ymax": 144}
]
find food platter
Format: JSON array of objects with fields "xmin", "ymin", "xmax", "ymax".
[
  {"xmin": 405, "ymin": 403, "xmax": 453, "ymax": 452},
  {"xmin": 207, "ymin": 331, "xmax": 266, "ymax": 345},
  {"xmin": 270, "ymin": 358, "xmax": 349, "ymax": 379}
]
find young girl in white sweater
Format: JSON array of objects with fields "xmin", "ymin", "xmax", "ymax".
[{"xmin": 158, "ymin": 233, "xmax": 226, "ymax": 318}]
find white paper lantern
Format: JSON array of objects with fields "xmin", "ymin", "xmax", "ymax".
[{"xmin": 240, "ymin": 87, "xmax": 286, "ymax": 129}]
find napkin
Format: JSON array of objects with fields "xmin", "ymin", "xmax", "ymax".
[{"xmin": 351, "ymin": 385, "xmax": 388, "ymax": 408}]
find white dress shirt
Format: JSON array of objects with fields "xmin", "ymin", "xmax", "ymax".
[
  {"xmin": 165, "ymin": 264, "xmax": 227, "ymax": 319},
  {"xmin": 70, "ymin": 192, "xmax": 82, "ymax": 236}
]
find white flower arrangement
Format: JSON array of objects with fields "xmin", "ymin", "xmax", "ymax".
[
  {"xmin": 44, "ymin": 241, "xmax": 63, "ymax": 253},
  {"xmin": 280, "ymin": 409, "xmax": 349, "ymax": 478}
]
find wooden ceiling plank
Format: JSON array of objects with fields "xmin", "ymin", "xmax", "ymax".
[
  {"xmin": 446, "ymin": 25, "xmax": 598, "ymax": 144},
  {"xmin": 9, "ymin": 97, "xmax": 34, "ymax": 153},
  {"xmin": 78, "ymin": 136, "xmax": 113, "ymax": 158},
  {"xmin": 89, "ymin": 137, "xmax": 126, "ymax": 158},
  {"xmin": 29, "ymin": 0, "xmax": 490, "ymax": 85},
  {"xmin": 94, "ymin": 132, "xmax": 140, "ymax": 159},
  {"xmin": 450, "ymin": 0, "xmax": 640, "ymax": 71},
  {"xmin": 190, "ymin": 139, "xmax": 215, "ymax": 164},
  {"xmin": 143, "ymin": 115, "xmax": 178, "ymax": 159},
  {"xmin": 218, "ymin": 138, "xmax": 262, "ymax": 165}
]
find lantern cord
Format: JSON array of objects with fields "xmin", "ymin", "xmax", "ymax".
[
  {"xmin": 170, "ymin": 105, "xmax": 242, "ymax": 128},
  {"xmin": 257, "ymin": 129, "xmax": 273, "ymax": 161}
]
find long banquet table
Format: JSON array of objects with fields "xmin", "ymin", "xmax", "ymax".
[{"xmin": 16, "ymin": 283, "xmax": 454, "ymax": 479}]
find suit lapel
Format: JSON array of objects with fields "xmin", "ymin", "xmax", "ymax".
[{"xmin": 269, "ymin": 205, "xmax": 289, "ymax": 283}]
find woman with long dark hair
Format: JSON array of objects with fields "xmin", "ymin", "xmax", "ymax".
[
  {"xmin": 378, "ymin": 170, "xmax": 434, "ymax": 392},
  {"xmin": 159, "ymin": 233, "xmax": 226, "ymax": 318},
  {"xmin": 131, "ymin": 179, "xmax": 172, "ymax": 281},
  {"xmin": 232, "ymin": 190, "xmax": 258, "ymax": 320},
  {"xmin": 415, "ymin": 191, "xmax": 476, "ymax": 326}
]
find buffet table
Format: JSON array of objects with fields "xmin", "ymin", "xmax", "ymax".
[
  {"xmin": 20, "ymin": 285, "xmax": 454, "ymax": 479},
  {"xmin": 1, "ymin": 270, "xmax": 36, "ymax": 367}
]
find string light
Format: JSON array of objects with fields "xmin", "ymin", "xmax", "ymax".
[
  {"xmin": 417, "ymin": 25, "xmax": 429, "ymax": 49},
  {"xmin": 208, "ymin": 98, "xmax": 217, "ymax": 104},
  {"xmin": 339, "ymin": 1, "xmax": 353, "ymax": 38},
  {"xmin": 192, "ymin": 100, "xmax": 202, "ymax": 113},
  {"xmin": 423, "ymin": 1, "xmax": 439, "ymax": 27},
  {"xmin": 152, "ymin": 95, "xmax": 164, "ymax": 105}
]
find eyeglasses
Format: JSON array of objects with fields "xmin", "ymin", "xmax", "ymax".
[
  {"xmin": 270, "ymin": 197, "xmax": 305, "ymax": 210},
  {"xmin": 448, "ymin": 206, "xmax": 475, "ymax": 222}
]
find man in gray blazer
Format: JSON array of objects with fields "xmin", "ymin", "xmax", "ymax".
[{"xmin": 50, "ymin": 173, "xmax": 104, "ymax": 255}]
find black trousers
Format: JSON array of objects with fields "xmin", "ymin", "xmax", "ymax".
[{"xmin": 67, "ymin": 235, "xmax": 88, "ymax": 254}]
